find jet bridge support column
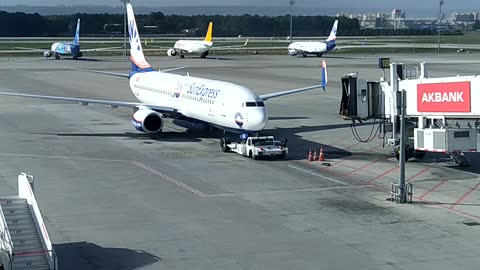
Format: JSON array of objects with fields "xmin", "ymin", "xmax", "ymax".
[
  {"xmin": 389, "ymin": 63, "xmax": 399, "ymax": 146},
  {"xmin": 389, "ymin": 86, "xmax": 413, "ymax": 204},
  {"xmin": 397, "ymin": 90, "xmax": 408, "ymax": 203}
]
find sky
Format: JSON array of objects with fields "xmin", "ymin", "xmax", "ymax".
[{"xmin": 6, "ymin": 0, "xmax": 479, "ymax": 8}]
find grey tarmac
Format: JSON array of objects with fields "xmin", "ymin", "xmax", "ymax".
[{"xmin": 0, "ymin": 53, "xmax": 479, "ymax": 270}]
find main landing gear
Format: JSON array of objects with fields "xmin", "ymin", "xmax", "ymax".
[
  {"xmin": 200, "ymin": 51, "xmax": 209, "ymax": 59},
  {"xmin": 220, "ymin": 137, "xmax": 231, "ymax": 152}
]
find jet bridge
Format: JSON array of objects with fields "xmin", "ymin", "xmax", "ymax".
[{"xmin": 339, "ymin": 61, "xmax": 480, "ymax": 166}]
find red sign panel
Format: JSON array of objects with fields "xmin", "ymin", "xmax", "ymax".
[{"xmin": 417, "ymin": 81, "xmax": 471, "ymax": 112}]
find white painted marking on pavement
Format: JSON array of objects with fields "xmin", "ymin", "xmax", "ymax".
[
  {"xmin": 0, "ymin": 152, "xmax": 127, "ymax": 162},
  {"xmin": 205, "ymin": 184, "xmax": 372, "ymax": 198},
  {"xmin": 131, "ymin": 160, "xmax": 207, "ymax": 198},
  {"xmin": 287, "ymin": 164, "xmax": 348, "ymax": 185}
]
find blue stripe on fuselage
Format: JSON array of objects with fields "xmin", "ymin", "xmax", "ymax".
[
  {"xmin": 129, "ymin": 61, "xmax": 154, "ymax": 77},
  {"xmin": 326, "ymin": 41, "xmax": 336, "ymax": 52}
]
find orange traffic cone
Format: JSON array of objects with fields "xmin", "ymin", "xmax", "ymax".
[
  {"xmin": 318, "ymin": 147, "xmax": 325, "ymax": 161},
  {"xmin": 313, "ymin": 149, "xmax": 318, "ymax": 161},
  {"xmin": 308, "ymin": 149, "xmax": 313, "ymax": 161}
]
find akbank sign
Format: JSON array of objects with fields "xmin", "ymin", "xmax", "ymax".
[{"xmin": 417, "ymin": 81, "xmax": 471, "ymax": 113}]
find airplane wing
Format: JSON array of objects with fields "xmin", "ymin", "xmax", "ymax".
[
  {"xmin": 14, "ymin": 46, "xmax": 48, "ymax": 52},
  {"xmin": 66, "ymin": 68, "xmax": 130, "ymax": 78},
  {"xmin": 81, "ymin": 46, "xmax": 123, "ymax": 53},
  {"xmin": 161, "ymin": 66, "xmax": 190, "ymax": 73},
  {"xmin": 14, "ymin": 46, "xmax": 124, "ymax": 54},
  {"xmin": 0, "ymin": 92, "xmax": 176, "ymax": 114},
  {"xmin": 144, "ymin": 45, "xmax": 171, "ymax": 49},
  {"xmin": 259, "ymin": 60, "xmax": 327, "ymax": 101},
  {"xmin": 66, "ymin": 66, "xmax": 189, "ymax": 78},
  {"xmin": 211, "ymin": 38, "xmax": 249, "ymax": 50},
  {"xmin": 259, "ymin": 84, "xmax": 325, "ymax": 101}
]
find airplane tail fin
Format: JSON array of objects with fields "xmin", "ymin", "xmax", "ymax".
[
  {"xmin": 204, "ymin": 22, "xmax": 213, "ymax": 42},
  {"xmin": 73, "ymin": 18, "xmax": 80, "ymax": 45},
  {"xmin": 126, "ymin": 3, "xmax": 154, "ymax": 75},
  {"xmin": 321, "ymin": 60, "xmax": 328, "ymax": 91},
  {"xmin": 325, "ymin": 20, "xmax": 338, "ymax": 43}
]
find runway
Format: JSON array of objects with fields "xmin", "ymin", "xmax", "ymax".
[{"xmin": 0, "ymin": 53, "xmax": 480, "ymax": 269}]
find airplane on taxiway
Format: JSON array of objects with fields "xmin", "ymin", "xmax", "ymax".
[
  {"xmin": 156, "ymin": 21, "xmax": 249, "ymax": 59},
  {"xmin": 16, "ymin": 18, "xmax": 120, "ymax": 60},
  {"xmin": 0, "ymin": 2, "xmax": 327, "ymax": 143},
  {"xmin": 288, "ymin": 20, "xmax": 338, "ymax": 57}
]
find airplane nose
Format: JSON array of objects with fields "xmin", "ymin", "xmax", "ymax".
[{"xmin": 248, "ymin": 108, "xmax": 268, "ymax": 131}]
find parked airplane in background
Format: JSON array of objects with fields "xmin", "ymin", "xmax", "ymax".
[
  {"xmin": 0, "ymin": 3, "xmax": 327, "ymax": 142},
  {"xmin": 17, "ymin": 18, "xmax": 120, "ymax": 60},
  {"xmin": 288, "ymin": 20, "xmax": 338, "ymax": 57},
  {"xmin": 164, "ymin": 22, "xmax": 249, "ymax": 59}
]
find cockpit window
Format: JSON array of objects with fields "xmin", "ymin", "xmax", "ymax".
[{"xmin": 246, "ymin": 101, "xmax": 265, "ymax": 107}]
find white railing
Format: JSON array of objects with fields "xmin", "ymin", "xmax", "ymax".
[
  {"xmin": 0, "ymin": 203, "xmax": 13, "ymax": 270},
  {"xmin": 18, "ymin": 172, "xmax": 56, "ymax": 270}
]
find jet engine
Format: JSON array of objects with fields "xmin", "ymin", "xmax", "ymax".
[
  {"xmin": 167, "ymin": 48, "xmax": 177, "ymax": 56},
  {"xmin": 131, "ymin": 107, "xmax": 163, "ymax": 133},
  {"xmin": 43, "ymin": 51, "xmax": 53, "ymax": 57}
]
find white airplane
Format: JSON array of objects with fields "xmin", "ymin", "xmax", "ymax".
[
  {"xmin": 288, "ymin": 20, "xmax": 338, "ymax": 57},
  {"xmin": 16, "ymin": 18, "xmax": 120, "ymax": 60},
  {"xmin": 0, "ymin": 3, "xmax": 327, "ymax": 144},
  {"xmin": 165, "ymin": 22, "xmax": 249, "ymax": 59}
]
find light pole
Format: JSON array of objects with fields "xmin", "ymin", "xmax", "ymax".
[
  {"xmin": 289, "ymin": 0, "xmax": 295, "ymax": 43},
  {"xmin": 438, "ymin": 0, "xmax": 445, "ymax": 52},
  {"xmin": 121, "ymin": 0, "xmax": 129, "ymax": 56}
]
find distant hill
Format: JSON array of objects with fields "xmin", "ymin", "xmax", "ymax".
[{"xmin": 0, "ymin": 5, "xmax": 471, "ymax": 18}]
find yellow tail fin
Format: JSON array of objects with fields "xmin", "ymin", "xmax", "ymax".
[{"xmin": 204, "ymin": 22, "xmax": 213, "ymax": 42}]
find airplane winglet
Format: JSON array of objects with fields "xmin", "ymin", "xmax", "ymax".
[{"xmin": 321, "ymin": 60, "xmax": 328, "ymax": 91}]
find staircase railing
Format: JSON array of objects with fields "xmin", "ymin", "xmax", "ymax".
[
  {"xmin": 0, "ymin": 203, "xmax": 13, "ymax": 270},
  {"xmin": 18, "ymin": 172, "xmax": 56, "ymax": 270}
]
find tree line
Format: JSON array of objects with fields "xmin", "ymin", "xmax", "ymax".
[{"xmin": 0, "ymin": 11, "xmax": 435, "ymax": 37}]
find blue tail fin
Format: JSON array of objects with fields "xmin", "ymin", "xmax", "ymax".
[
  {"xmin": 73, "ymin": 18, "xmax": 80, "ymax": 45},
  {"xmin": 321, "ymin": 60, "xmax": 328, "ymax": 91},
  {"xmin": 126, "ymin": 3, "xmax": 154, "ymax": 76}
]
